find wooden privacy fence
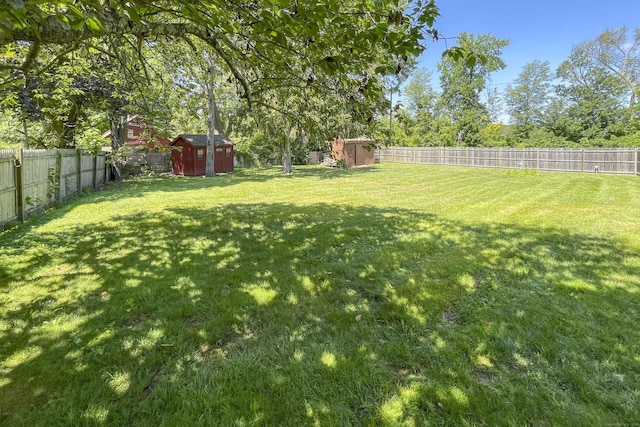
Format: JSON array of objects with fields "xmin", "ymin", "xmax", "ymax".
[
  {"xmin": 0, "ymin": 149, "xmax": 107, "ymax": 226},
  {"xmin": 375, "ymin": 147, "xmax": 640, "ymax": 175}
]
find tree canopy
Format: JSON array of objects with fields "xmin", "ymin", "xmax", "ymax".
[
  {"xmin": 1, "ymin": 1, "xmax": 438, "ymax": 112},
  {"xmin": 371, "ymin": 27, "xmax": 640, "ymax": 149},
  {"xmin": 1, "ymin": 1, "xmax": 446, "ymax": 172}
]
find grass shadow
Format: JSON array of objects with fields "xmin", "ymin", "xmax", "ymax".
[
  {"xmin": 0, "ymin": 202, "xmax": 638, "ymax": 425},
  {"xmin": 87, "ymin": 166, "xmax": 382, "ymax": 204}
]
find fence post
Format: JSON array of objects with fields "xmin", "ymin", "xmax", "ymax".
[
  {"xmin": 92, "ymin": 155, "xmax": 98, "ymax": 189},
  {"xmin": 536, "ymin": 148, "xmax": 540, "ymax": 171},
  {"xmin": 14, "ymin": 148, "xmax": 25, "ymax": 222},
  {"xmin": 581, "ymin": 149, "xmax": 584, "ymax": 173},
  {"xmin": 57, "ymin": 149, "xmax": 63, "ymax": 202},
  {"xmin": 499, "ymin": 148, "xmax": 502, "ymax": 169},
  {"xmin": 76, "ymin": 149, "xmax": 82, "ymax": 194},
  {"xmin": 636, "ymin": 148, "xmax": 639, "ymax": 176}
]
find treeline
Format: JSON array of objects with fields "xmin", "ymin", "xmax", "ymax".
[
  {"xmin": 1, "ymin": 3, "xmax": 637, "ymax": 173},
  {"xmin": 0, "ymin": 1, "xmax": 440, "ymax": 174},
  {"xmin": 370, "ymin": 28, "xmax": 640, "ymax": 149}
]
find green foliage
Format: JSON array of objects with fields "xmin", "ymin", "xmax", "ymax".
[
  {"xmin": 479, "ymin": 123, "xmax": 509, "ymax": 147},
  {"xmin": 510, "ymin": 126, "xmax": 576, "ymax": 148},
  {"xmin": 587, "ymin": 131, "xmax": 640, "ymax": 148},
  {"xmin": 104, "ymin": 145, "xmax": 132, "ymax": 168},
  {"xmin": 553, "ymin": 57, "xmax": 629, "ymax": 144},
  {"xmin": 582, "ymin": 27, "xmax": 640, "ymax": 109},
  {"xmin": 533, "ymin": 27, "xmax": 639, "ymax": 147},
  {"xmin": 505, "ymin": 60, "xmax": 553, "ymax": 135},
  {"xmin": 234, "ymin": 131, "xmax": 308, "ymax": 168},
  {"xmin": 0, "ymin": 111, "xmax": 23, "ymax": 149},
  {"xmin": 75, "ymin": 127, "xmax": 107, "ymax": 154},
  {"xmin": 437, "ymin": 32, "xmax": 508, "ymax": 146},
  {"xmin": 1, "ymin": 0, "xmax": 442, "ymax": 171},
  {"xmin": 1, "ymin": 0, "xmax": 436, "ymax": 132}
]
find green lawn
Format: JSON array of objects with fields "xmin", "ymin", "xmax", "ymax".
[{"xmin": 1, "ymin": 164, "xmax": 639, "ymax": 426}]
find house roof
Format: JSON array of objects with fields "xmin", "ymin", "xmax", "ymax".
[
  {"xmin": 173, "ymin": 133, "xmax": 234, "ymax": 146},
  {"xmin": 101, "ymin": 114, "xmax": 143, "ymax": 138}
]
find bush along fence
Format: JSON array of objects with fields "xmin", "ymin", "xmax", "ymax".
[
  {"xmin": 375, "ymin": 146, "xmax": 640, "ymax": 175},
  {"xmin": 0, "ymin": 149, "xmax": 108, "ymax": 227}
]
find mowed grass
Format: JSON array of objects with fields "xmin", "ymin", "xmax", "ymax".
[{"xmin": 1, "ymin": 163, "xmax": 639, "ymax": 426}]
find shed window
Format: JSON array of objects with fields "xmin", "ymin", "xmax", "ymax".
[
  {"xmin": 127, "ymin": 129, "xmax": 134, "ymax": 139},
  {"xmin": 226, "ymin": 148, "xmax": 232, "ymax": 157},
  {"xmin": 197, "ymin": 149, "xmax": 204, "ymax": 159}
]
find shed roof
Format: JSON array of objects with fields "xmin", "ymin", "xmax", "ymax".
[
  {"xmin": 343, "ymin": 137, "xmax": 374, "ymax": 143},
  {"xmin": 173, "ymin": 133, "xmax": 234, "ymax": 146}
]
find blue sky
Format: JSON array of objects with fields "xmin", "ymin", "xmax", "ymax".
[{"xmin": 417, "ymin": 0, "xmax": 640, "ymax": 90}]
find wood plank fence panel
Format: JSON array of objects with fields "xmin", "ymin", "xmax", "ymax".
[
  {"xmin": 376, "ymin": 147, "xmax": 639, "ymax": 176},
  {"xmin": 0, "ymin": 149, "xmax": 108, "ymax": 227},
  {"xmin": 80, "ymin": 152, "xmax": 95, "ymax": 190},
  {"xmin": 59, "ymin": 149, "xmax": 79, "ymax": 200},
  {"xmin": 583, "ymin": 149, "xmax": 636, "ymax": 174},
  {"xmin": 95, "ymin": 155, "xmax": 106, "ymax": 185},
  {"xmin": 22, "ymin": 150, "xmax": 57, "ymax": 214},
  {"xmin": 0, "ymin": 150, "xmax": 17, "ymax": 224},
  {"xmin": 537, "ymin": 149, "xmax": 582, "ymax": 172}
]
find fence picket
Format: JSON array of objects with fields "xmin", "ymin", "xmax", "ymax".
[
  {"xmin": 0, "ymin": 148, "xmax": 108, "ymax": 227},
  {"xmin": 376, "ymin": 147, "xmax": 639, "ymax": 176}
]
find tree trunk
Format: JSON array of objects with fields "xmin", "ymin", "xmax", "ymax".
[
  {"xmin": 205, "ymin": 59, "xmax": 228, "ymax": 177},
  {"xmin": 205, "ymin": 62, "xmax": 216, "ymax": 177},
  {"xmin": 109, "ymin": 112, "xmax": 127, "ymax": 181},
  {"xmin": 21, "ymin": 117, "xmax": 30, "ymax": 149},
  {"xmin": 389, "ymin": 90, "xmax": 393, "ymax": 145},
  {"xmin": 282, "ymin": 139, "xmax": 292, "ymax": 173},
  {"xmin": 61, "ymin": 103, "xmax": 80, "ymax": 147}
]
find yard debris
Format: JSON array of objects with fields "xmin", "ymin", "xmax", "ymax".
[
  {"xmin": 378, "ymin": 338, "xmax": 387, "ymax": 345},
  {"xmin": 322, "ymin": 157, "xmax": 339, "ymax": 167},
  {"xmin": 355, "ymin": 314, "xmax": 362, "ymax": 322},
  {"xmin": 143, "ymin": 370, "xmax": 162, "ymax": 395},
  {"xmin": 442, "ymin": 309, "xmax": 457, "ymax": 325}
]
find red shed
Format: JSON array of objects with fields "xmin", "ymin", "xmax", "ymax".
[
  {"xmin": 331, "ymin": 137, "xmax": 375, "ymax": 167},
  {"xmin": 171, "ymin": 134, "xmax": 234, "ymax": 176}
]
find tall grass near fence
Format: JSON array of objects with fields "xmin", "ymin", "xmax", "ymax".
[{"xmin": 1, "ymin": 164, "xmax": 639, "ymax": 426}]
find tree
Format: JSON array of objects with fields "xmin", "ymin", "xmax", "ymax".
[
  {"xmin": 0, "ymin": 43, "xmax": 130, "ymax": 150},
  {"xmin": 403, "ymin": 69, "xmax": 437, "ymax": 118},
  {"xmin": 505, "ymin": 60, "xmax": 553, "ymax": 138},
  {"xmin": 552, "ymin": 46, "xmax": 629, "ymax": 144},
  {"xmin": 1, "ymin": 1, "xmax": 441, "ymax": 172},
  {"xmin": 384, "ymin": 58, "xmax": 416, "ymax": 145},
  {"xmin": 437, "ymin": 32, "xmax": 508, "ymax": 146},
  {"xmin": 580, "ymin": 27, "xmax": 640, "ymax": 109}
]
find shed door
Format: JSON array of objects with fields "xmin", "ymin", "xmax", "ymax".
[
  {"xmin": 172, "ymin": 146, "xmax": 185, "ymax": 175},
  {"xmin": 214, "ymin": 147, "xmax": 225, "ymax": 172},
  {"xmin": 224, "ymin": 147, "xmax": 233, "ymax": 172},
  {"xmin": 193, "ymin": 147, "xmax": 206, "ymax": 175},
  {"xmin": 345, "ymin": 143, "xmax": 357, "ymax": 167}
]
